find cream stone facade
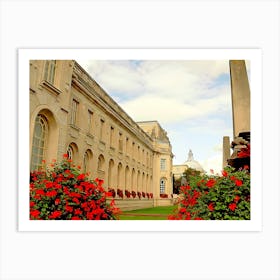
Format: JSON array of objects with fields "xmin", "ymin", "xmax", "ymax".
[{"xmin": 29, "ymin": 60, "xmax": 173, "ymax": 206}]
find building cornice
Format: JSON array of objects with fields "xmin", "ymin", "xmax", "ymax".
[{"xmin": 72, "ymin": 62, "xmax": 154, "ymax": 150}]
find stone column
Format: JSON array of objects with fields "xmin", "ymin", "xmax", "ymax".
[
  {"xmin": 229, "ymin": 60, "xmax": 250, "ymax": 138},
  {"xmin": 222, "ymin": 136, "xmax": 230, "ymax": 168}
]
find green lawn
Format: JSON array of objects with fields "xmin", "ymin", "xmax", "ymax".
[{"xmin": 119, "ymin": 205, "xmax": 177, "ymax": 220}]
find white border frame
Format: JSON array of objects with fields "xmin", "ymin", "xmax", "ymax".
[{"xmin": 18, "ymin": 48, "xmax": 262, "ymax": 232}]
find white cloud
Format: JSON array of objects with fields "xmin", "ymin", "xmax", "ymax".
[{"xmin": 201, "ymin": 154, "xmax": 223, "ymax": 175}]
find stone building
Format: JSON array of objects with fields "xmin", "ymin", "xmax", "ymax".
[{"xmin": 29, "ymin": 60, "xmax": 173, "ymax": 207}]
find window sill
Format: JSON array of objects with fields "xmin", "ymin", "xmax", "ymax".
[
  {"xmin": 41, "ymin": 80, "xmax": 62, "ymax": 95},
  {"xmin": 70, "ymin": 124, "xmax": 80, "ymax": 131},
  {"xmin": 87, "ymin": 133, "xmax": 94, "ymax": 139}
]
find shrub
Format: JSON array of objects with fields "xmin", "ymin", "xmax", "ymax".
[
  {"xmin": 137, "ymin": 191, "xmax": 141, "ymax": 199},
  {"xmin": 30, "ymin": 156, "xmax": 120, "ymax": 220},
  {"xmin": 160, "ymin": 193, "xmax": 168, "ymax": 198},
  {"xmin": 168, "ymin": 166, "xmax": 250, "ymax": 220},
  {"xmin": 142, "ymin": 191, "xmax": 146, "ymax": 198}
]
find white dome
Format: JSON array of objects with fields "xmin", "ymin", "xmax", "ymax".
[
  {"xmin": 183, "ymin": 160, "xmax": 204, "ymax": 172},
  {"xmin": 183, "ymin": 149, "xmax": 204, "ymax": 172}
]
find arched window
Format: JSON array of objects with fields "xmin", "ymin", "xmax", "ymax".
[
  {"xmin": 83, "ymin": 151, "xmax": 90, "ymax": 173},
  {"xmin": 66, "ymin": 142, "xmax": 78, "ymax": 164},
  {"xmin": 160, "ymin": 178, "xmax": 166, "ymax": 194},
  {"xmin": 108, "ymin": 159, "xmax": 114, "ymax": 188},
  {"xmin": 97, "ymin": 154, "xmax": 105, "ymax": 180},
  {"xmin": 66, "ymin": 145, "xmax": 73, "ymax": 160},
  {"xmin": 31, "ymin": 114, "xmax": 48, "ymax": 171}
]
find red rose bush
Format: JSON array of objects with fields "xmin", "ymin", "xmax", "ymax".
[
  {"xmin": 168, "ymin": 166, "xmax": 250, "ymax": 220},
  {"xmin": 30, "ymin": 156, "xmax": 120, "ymax": 220}
]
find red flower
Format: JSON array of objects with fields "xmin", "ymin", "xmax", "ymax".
[
  {"xmin": 106, "ymin": 192, "xmax": 113, "ymax": 197},
  {"xmin": 234, "ymin": 195, "xmax": 240, "ymax": 202},
  {"xmin": 229, "ymin": 203, "xmax": 237, "ymax": 211},
  {"xmin": 49, "ymin": 210, "xmax": 61, "ymax": 219},
  {"xmin": 30, "ymin": 209, "xmax": 40, "ymax": 218},
  {"xmin": 206, "ymin": 179, "xmax": 216, "ymax": 188},
  {"xmin": 235, "ymin": 179, "xmax": 243, "ymax": 187},
  {"xmin": 45, "ymin": 182, "xmax": 53, "ymax": 189},
  {"xmin": 222, "ymin": 170, "xmax": 228, "ymax": 177},
  {"xmin": 69, "ymin": 192, "xmax": 81, "ymax": 198},
  {"xmin": 65, "ymin": 205, "xmax": 73, "ymax": 212},
  {"xmin": 46, "ymin": 190, "xmax": 57, "ymax": 197},
  {"xmin": 74, "ymin": 209, "xmax": 82, "ymax": 215},
  {"xmin": 55, "ymin": 198, "xmax": 60, "ymax": 205},
  {"xmin": 208, "ymin": 202, "xmax": 214, "ymax": 211},
  {"xmin": 238, "ymin": 144, "xmax": 250, "ymax": 158},
  {"xmin": 35, "ymin": 189, "xmax": 45, "ymax": 196},
  {"xmin": 77, "ymin": 174, "xmax": 85, "ymax": 181},
  {"xmin": 72, "ymin": 197, "xmax": 80, "ymax": 204},
  {"xmin": 71, "ymin": 216, "xmax": 82, "ymax": 220},
  {"xmin": 63, "ymin": 153, "xmax": 68, "ymax": 158},
  {"xmin": 30, "ymin": 201, "xmax": 35, "ymax": 208},
  {"xmin": 179, "ymin": 207, "xmax": 187, "ymax": 214}
]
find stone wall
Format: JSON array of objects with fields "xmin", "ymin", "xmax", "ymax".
[{"xmin": 110, "ymin": 198, "xmax": 154, "ymax": 211}]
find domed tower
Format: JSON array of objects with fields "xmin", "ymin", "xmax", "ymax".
[{"xmin": 183, "ymin": 149, "xmax": 205, "ymax": 173}]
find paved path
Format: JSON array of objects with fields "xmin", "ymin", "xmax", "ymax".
[{"xmin": 120, "ymin": 213, "xmax": 168, "ymax": 217}]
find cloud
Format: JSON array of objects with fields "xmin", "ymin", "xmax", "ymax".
[
  {"xmin": 201, "ymin": 154, "xmax": 223, "ymax": 175},
  {"xmin": 120, "ymin": 84, "xmax": 231, "ymax": 126}
]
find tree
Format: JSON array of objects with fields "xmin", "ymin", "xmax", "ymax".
[{"xmin": 182, "ymin": 168, "xmax": 201, "ymax": 185}]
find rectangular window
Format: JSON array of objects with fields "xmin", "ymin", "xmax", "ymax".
[
  {"xmin": 132, "ymin": 142, "xmax": 135, "ymax": 158},
  {"xmin": 119, "ymin": 132, "xmax": 123, "ymax": 152},
  {"xmin": 110, "ymin": 126, "xmax": 114, "ymax": 147},
  {"xmin": 44, "ymin": 60, "xmax": 56, "ymax": 84},
  {"xmin": 70, "ymin": 99, "xmax": 79, "ymax": 126},
  {"xmin": 160, "ymin": 158, "xmax": 166, "ymax": 171},
  {"xmin": 88, "ymin": 110, "xmax": 93, "ymax": 133},
  {"xmin": 160, "ymin": 179, "xmax": 166, "ymax": 194},
  {"xmin": 100, "ymin": 119, "xmax": 105, "ymax": 141},
  {"xmin": 126, "ymin": 137, "xmax": 129, "ymax": 155}
]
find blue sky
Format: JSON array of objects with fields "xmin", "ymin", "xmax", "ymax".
[{"xmin": 77, "ymin": 60, "xmax": 250, "ymax": 174}]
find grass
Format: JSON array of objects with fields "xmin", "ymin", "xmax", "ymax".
[{"xmin": 119, "ymin": 205, "xmax": 177, "ymax": 220}]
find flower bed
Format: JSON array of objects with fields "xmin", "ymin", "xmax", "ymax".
[
  {"xmin": 131, "ymin": 191, "xmax": 136, "ymax": 198},
  {"xmin": 168, "ymin": 166, "xmax": 250, "ymax": 220},
  {"xmin": 125, "ymin": 190, "xmax": 131, "ymax": 198},
  {"xmin": 30, "ymin": 155, "xmax": 120, "ymax": 220},
  {"xmin": 117, "ymin": 188, "xmax": 124, "ymax": 199}
]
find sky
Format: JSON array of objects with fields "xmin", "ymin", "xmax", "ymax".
[{"xmin": 77, "ymin": 60, "xmax": 250, "ymax": 174}]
